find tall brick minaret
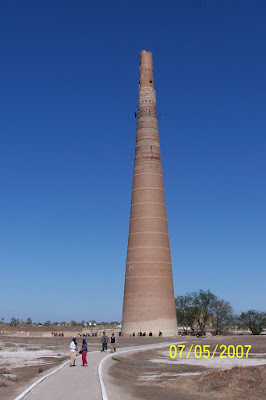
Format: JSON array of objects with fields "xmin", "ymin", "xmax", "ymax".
[{"xmin": 122, "ymin": 51, "xmax": 177, "ymax": 337}]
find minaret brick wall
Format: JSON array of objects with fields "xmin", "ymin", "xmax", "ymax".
[{"xmin": 121, "ymin": 51, "xmax": 177, "ymax": 337}]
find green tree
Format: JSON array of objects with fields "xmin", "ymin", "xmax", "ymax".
[
  {"xmin": 212, "ymin": 299, "xmax": 234, "ymax": 335},
  {"xmin": 176, "ymin": 290, "xmax": 233, "ymax": 335},
  {"xmin": 10, "ymin": 317, "xmax": 20, "ymax": 327},
  {"xmin": 44, "ymin": 320, "xmax": 51, "ymax": 326},
  {"xmin": 175, "ymin": 294, "xmax": 198, "ymax": 333},
  {"xmin": 26, "ymin": 317, "xmax": 32, "ymax": 325},
  {"xmin": 238, "ymin": 310, "xmax": 266, "ymax": 335},
  {"xmin": 193, "ymin": 290, "xmax": 217, "ymax": 335}
]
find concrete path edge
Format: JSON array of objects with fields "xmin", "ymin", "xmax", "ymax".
[{"xmin": 13, "ymin": 359, "xmax": 71, "ymax": 400}]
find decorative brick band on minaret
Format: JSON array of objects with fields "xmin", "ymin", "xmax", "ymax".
[{"xmin": 121, "ymin": 51, "xmax": 177, "ymax": 337}]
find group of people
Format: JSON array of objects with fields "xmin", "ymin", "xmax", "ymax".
[
  {"xmin": 69, "ymin": 332, "xmax": 117, "ymax": 367},
  {"xmin": 51, "ymin": 332, "xmax": 64, "ymax": 337},
  {"xmin": 101, "ymin": 332, "xmax": 117, "ymax": 353},
  {"xmin": 132, "ymin": 331, "xmax": 162, "ymax": 337},
  {"xmin": 70, "ymin": 338, "xmax": 88, "ymax": 366}
]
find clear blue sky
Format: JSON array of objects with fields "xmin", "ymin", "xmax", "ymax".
[{"xmin": 1, "ymin": 0, "xmax": 265, "ymax": 323}]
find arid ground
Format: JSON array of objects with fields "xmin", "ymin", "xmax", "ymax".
[
  {"xmin": 105, "ymin": 335, "xmax": 266, "ymax": 400},
  {"xmin": 0, "ymin": 333, "xmax": 265, "ymax": 399}
]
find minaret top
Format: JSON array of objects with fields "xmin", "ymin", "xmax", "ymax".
[{"xmin": 139, "ymin": 50, "xmax": 154, "ymax": 89}]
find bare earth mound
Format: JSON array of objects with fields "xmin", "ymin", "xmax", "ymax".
[{"xmin": 168, "ymin": 365, "xmax": 266, "ymax": 399}]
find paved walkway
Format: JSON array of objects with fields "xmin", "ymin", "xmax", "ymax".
[
  {"xmin": 20, "ymin": 342, "xmax": 176, "ymax": 400},
  {"xmin": 24, "ymin": 351, "xmax": 107, "ymax": 400}
]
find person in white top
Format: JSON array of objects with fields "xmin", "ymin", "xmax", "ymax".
[{"xmin": 69, "ymin": 338, "xmax": 77, "ymax": 367}]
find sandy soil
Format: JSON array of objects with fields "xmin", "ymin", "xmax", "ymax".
[
  {"xmin": 107, "ymin": 335, "xmax": 266, "ymax": 400},
  {"xmin": 0, "ymin": 335, "xmax": 72, "ymax": 399}
]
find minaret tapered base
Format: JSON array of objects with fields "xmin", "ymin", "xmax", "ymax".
[{"xmin": 122, "ymin": 320, "xmax": 178, "ymax": 337}]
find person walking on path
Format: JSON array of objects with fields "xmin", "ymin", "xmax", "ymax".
[
  {"xmin": 101, "ymin": 332, "xmax": 108, "ymax": 352},
  {"xmin": 81, "ymin": 338, "xmax": 88, "ymax": 366},
  {"xmin": 70, "ymin": 337, "xmax": 77, "ymax": 367},
  {"xmin": 110, "ymin": 333, "xmax": 117, "ymax": 353}
]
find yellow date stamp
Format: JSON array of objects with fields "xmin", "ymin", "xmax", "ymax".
[{"xmin": 169, "ymin": 344, "xmax": 252, "ymax": 359}]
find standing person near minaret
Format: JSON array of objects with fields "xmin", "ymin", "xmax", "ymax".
[
  {"xmin": 110, "ymin": 333, "xmax": 117, "ymax": 353},
  {"xmin": 122, "ymin": 51, "xmax": 177, "ymax": 337}
]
